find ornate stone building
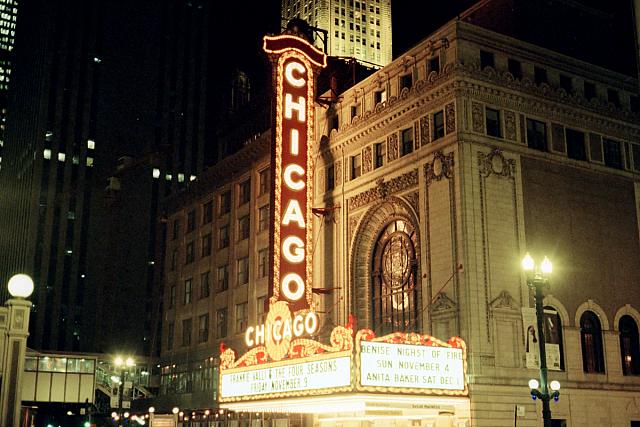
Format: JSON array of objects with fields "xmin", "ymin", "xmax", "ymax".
[
  {"xmin": 155, "ymin": 13, "xmax": 640, "ymax": 427},
  {"xmin": 313, "ymin": 16, "xmax": 640, "ymax": 427}
]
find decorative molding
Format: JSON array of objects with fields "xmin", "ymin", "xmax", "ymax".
[
  {"xmin": 490, "ymin": 290, "xmax": 519, "ymax": 311},
  {"xmin": 414, "ymin": 120, "xmax": 421, "ymax": 149},
  {"xmin": 445, "ymin": 102, "xmax": 456, "ymax": 134},
  {"xmin": 425, "ymin": 151, "xmax": 454, "ymax": 185},
  {"xmin": 334, "ymin": 159, "xmax": 342, "ymax": 186},
  {"xmin": 348, "ymin": 214, "xmax": 362, "ymax": 246},
  {"xmin": 348, "ymin": 170, "xmax": 418, "ymax": 211},
  {"xmin": 387, "ymin": 132, "xmax": 399, "ymax": 162},
  {"xmin": 504, "ymin": 110, "xmax": 517, "ymax": 141},
  {"xmin": 321, "ymin": 59, "xmax": 639, "ymax": 155},
  {"xmin": 431, "ymin": 292, "xmax": 457, "ymax": 313},
  {"xmin": 419, "ymin": 115, "xmax": 430, "ymax": 147},
  {"xmin": 404, "ymin": 191, "xmax": 420, "ymax": 219},
  {"xmin": 478, "ymin": 149, "xmax": 515, "ymax": 179},
  {"xmin": 471, "ymin": 101, "xmax": 484, "ymax": 133},
  {"xmin": 362, "ymin": 145, "xmax": 373, "ymax": 174}
]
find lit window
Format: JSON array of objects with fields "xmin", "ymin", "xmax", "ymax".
[
  {"xmin": 87, "ymin": 139, "xmax": 95, "ymax": 150},
  {"xmin": 189, "ymin": 175, "xmax": 196, "ymax": 181},
  {"xmin": 153, "ymin": 168, "xmax": 160, "ymax": 179},
  {"xmin": 178, "ymin": 173, "xmax": 185, "ymax": 183},
  {"xmin": 58, "ymin": 152, "xmax": 66, "ymax": 162},
  {"xmin": 165, "ymin": 173, "xmax": 172, "ymax": 181},
  {"xmin": 43, "ymin": 149, "xmax": 51, "ymax": 159}
]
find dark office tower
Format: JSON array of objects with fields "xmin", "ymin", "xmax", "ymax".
[
  {"xmin": 0, "ymin": 0, "xmax": 17, "ymax": 170},
  {"xmin": 0, "ymin": 0, "xmax": 103, "ymax": 351}
]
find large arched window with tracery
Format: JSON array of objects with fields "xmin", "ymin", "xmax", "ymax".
[{"xmin": 371, "ymin": 218, "xmax": 419, "ymax": 335}]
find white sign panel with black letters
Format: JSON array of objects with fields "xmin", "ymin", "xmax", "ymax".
[{"xmin": 360, "ymin": 341, "xmax": 465, "ymax": 390}]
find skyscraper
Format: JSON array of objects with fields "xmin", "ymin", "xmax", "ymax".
[
  {"xmin": 281, "ymin": 0, "xmax": 392, "ymax": 68},
  {"xmin": 0, "ymin": 0, "xmax": 17, "ymax": 171}
]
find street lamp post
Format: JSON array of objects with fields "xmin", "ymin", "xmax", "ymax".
[
  {"xmin": 522, "ymin": 253, "xmax": 559, "ymax": 427},
  {"xmin": 0, "ymin": 274, "xmax": 34, "ymax": 427},
  {"xmin": 114, "ymin": 356, "xmax": 135, "ymax": 427}
]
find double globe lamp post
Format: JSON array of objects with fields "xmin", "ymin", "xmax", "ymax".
[
  {"xmin": 114, "ymin": 356, "xmax": 135, "ymax": 427},
  {"xmin": 522, "ymin": 253, "xmax": 561, "ymax": 427}
]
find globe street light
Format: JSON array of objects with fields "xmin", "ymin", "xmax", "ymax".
[
  {"xmin": 114, "ymin": 356, "xmax": 135, "ymax": 427},
  {"xmin": 7, "ymin": 274, "xmax": 34, "ymax": 298},
  {"xmin": 522, "ymin": 253, "xmax": 558, "ymax": 427}
]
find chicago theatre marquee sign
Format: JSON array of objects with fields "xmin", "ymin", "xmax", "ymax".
[{"xmin": 219, "ymin": 24, "xmax": 469, "ymax": 417}]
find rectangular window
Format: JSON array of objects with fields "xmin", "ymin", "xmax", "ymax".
[
  {"xmin": 238, "ymin": 215, "xmax": 250, "ymax": 241},
  {"xmin": 565, "ymin": 129, "xmax": 587, "ymax": 161},
  {"xmin": 258, "ymin": 248, "xmax": 268, "ymax": 278},
  {"xmin": 187, "ymin": 210, "xmax": 196, "ymax": 233},
  {"xmin": 169, "ymin": 285, "xmax": 176, "ymax": 308},
  {"xmin": 351, "ymin": 154, "xmax": 362, "ymax": 179},
  {"xmin": 235, "ymin": 302, "xmax": 248, "ymax": 333},
  {"xmin": 217, "ymin": 265, "xmax": 229, "ymax": 291},
  {"xmin": 258, "ymin": 169, "xmax": 270, "ymax": 195},
  {"xmin": 374, "ymin": 142, "xmax": 385, "ymax": 168},
  {"xmin": 182, "ymin": 318, "xmax": 192, "ymax": 346},
  {"xmin": 203, "ymin": 201, "xmax": 213, "ymax": 224},
  {"xmin": 201, "ymin": 233, "xmax": 212, "ymax": 257},
  {"xmin": 374, "ymin": 89, "xmax": 387, "ymax": 104},
  {"xmin": 326, "ymin": 165, "xmax": 335, "ymax": 190},
  {"xmin": 258, "ymin": 206, "xmax": 269, "ymax": 232},
  {"xmin": 167, "ymin": 322, "xmax": 174, "ymax": 350},
  {"xmin": 172, "ymin": 219, "xmax": 180, "ymax": 240},
  {"xmin": 401, "ymin": 127, "xmax": 413, "ymax": 156},
  {"xmin": 632, "ymin": 144, "xmax": 640, "ymax": 171},
  {"xmin": 433, "ymin": 110, "xmax": 445, "ymax": 140},
  {"xmin": 630, "ymin": 95, "xmax": 639, "ymax": 113},
  {"xmin": 237, "ymin": 257, "xmax": 249, "ymax": 285},
  {"xmin": 603, "ymin": 138, "xmax": 623, "ymax": 169},
  {"xmin": 218, "ymin": 225, "xmax": 229, "ymax": 249},
  {"xmin": 428, "ymin": 56, "xmax": 440, "ymax": 75},
  {"xmin": 184, "ymin": 278, "xmax": 192, "ymax": 304},
  {"xmin": 584, "ymin": 81, "xmax": 596, "ymax": 100},
  {"xmin": 607, "ymin": 89, "xmax": 620, "ymax": 108},
  {"xmin": 351, "ymin": 104, "xmax": 360, "ymax": 120},
  {"xmin": 200, "ymin": 271, "xmax": 210, "ymax": 299},
  {"xmin": 480, "ymin": 50, "xmax": 494, "ymax": 69},
  {"xmin": 485, "ymin": 108, "xmax": 501, "ymax": 138},
  {"xmin": 400, "ymin": 74, "xmax": 412, "ymax": 91},
  {"xmin": 559, "ymin": 75, "xmax": 573, "ymax": 94},
  {"xmin": 219, "ymin": 191, "xmax": 231, "ymax": 214},
  {"xmin": 170, "ymin": 249, "xmax": 178, "ymax": 271},
  {"xmin": 508, "ymin": 58, "xmax": 522, "ymax": 79},
  {"xmin": 257, "ymin": 296, "xmax": 267, "ymax": 324},
  {"xmin": 534, "ymin": 67, "xmax": 547, "ymax": 85},
  {"xmin": 239, "ymin": 180, "xmax": 251, "ymax": 205},
  {"xmin": 198, "ymin": 314, "xmax": 209, "ymax": 343},
  {"xmin": 216, "ymin": 308, "xmax": 227, "ymax": 339},
  {"xmin": 526, "ymin": 119, "xmax": 547, "ymax": 152},
  {"xmin": 185, "ymin": 241, "xmax": 195, "ymax": 264}
]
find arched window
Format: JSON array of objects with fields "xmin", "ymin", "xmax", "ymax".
[
  {"xmin": 580, "ymin": 311, "xmax": 605, "ymax": 373},
  {"xmin": 371, "ymin": 218, "xmax": 419, "ymax": 335},
  {"xmin": 544, "ymin": 307, "xmax": 565, "ymax": 371},
  {"xmin": 619, "ymin": 315, "xmax": 640, "ymax": 375}
]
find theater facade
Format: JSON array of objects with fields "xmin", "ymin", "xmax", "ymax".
[{"xmin": 156, "ymin": 14, "xmax": 640, "ymax": 427}]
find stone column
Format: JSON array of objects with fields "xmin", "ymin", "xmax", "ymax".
[{"xmin": 0, "ymin": 299, "xmax": 32, "ymax": 427}]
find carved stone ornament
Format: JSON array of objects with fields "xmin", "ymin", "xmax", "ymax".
[
  {"xmin": 404, "ymin": 191, "xmax": 420, "ymax": 219},
  {"xmin": 362, "ymin": 145, "xmax": 373, "ymax": 173},
  {"xmin": 387, "ymin": 132, "xmax": 399, "ymax": 162},
  {"xmin": 348, "ymin": 169, "xmax": 418, "ymax": 210},
  {"xmin": 445, "ymin": 102, "xmax": 456, "ymax": 134},
  {"xmin": 348, "ymin": 215, "xmax": 361, "ymax": 244},
  {"xmin": 471, "ymin": 101, "xmax": 484, "ymax": 134},
  {"xmin": 414, "ymin": 121, "xmax": 421, "ymax": 149},
  {"xmin": 420, "ymin": 115, "xmax": 430, "ymax": 147},
  {"xmin": 504, "ymin": 110, "xmax": 517, "ymax": 141},
  {"xmin": 478, "ymin": 149, "xmax": 515, "ymax": 179},
  {"xmin": 425, "ymin": 151, "xmax": 454, "ymax": 185},
  {"xmin": 490, "ymin": 290, "xmax": 518, "ymax": 311},
  {"xmin": 334, "ymin": 159, "xmax": 342, "ymax": 186},
  {"xmin": 431, "ymin": 292, "xmax": 457, "ymax": 312}
]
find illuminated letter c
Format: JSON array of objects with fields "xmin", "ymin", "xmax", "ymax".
[
  {"xmin": 285, "ymin": 61, "xmax": 306, "ymax": 88},
  {"xmin": 283, "ymin": 164, "xmax": 305, "ymax": 191}
]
